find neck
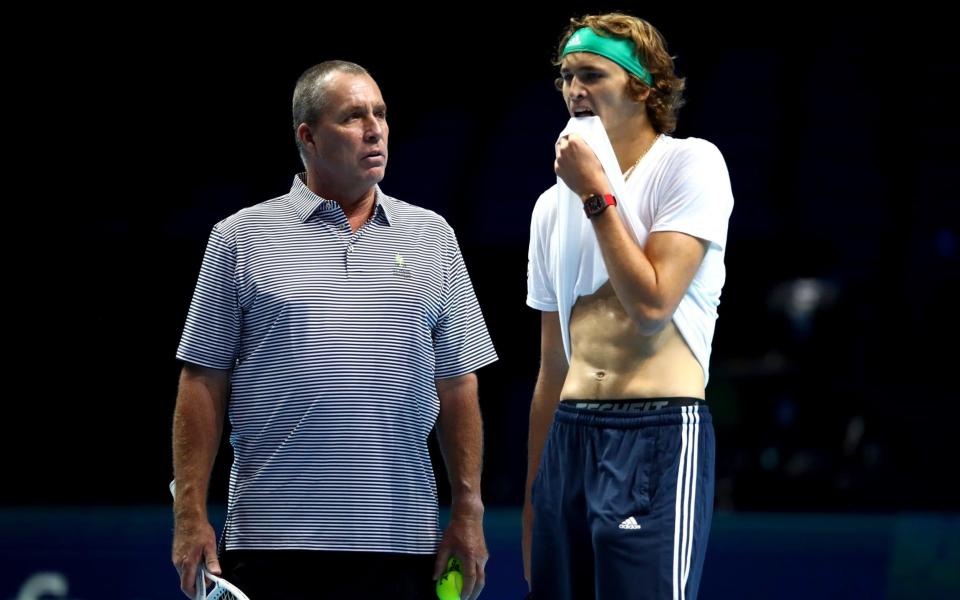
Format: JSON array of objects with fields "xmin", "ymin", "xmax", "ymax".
[
  {"xmin": 306, "ymin": 171, "xmax": 377, "ymax": 221},
  {"xmin": 608, "ymin": 113, "xmax": 659, "ymax": 173},
  {"xmin": 336, "ymin": 187, "xmax": 377, "ymax": 222},
  {"xmin": 610, "ymin": 124, "xmax": 658, "ymax": 172}
]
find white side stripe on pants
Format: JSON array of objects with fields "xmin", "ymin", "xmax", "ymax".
[{"xmin": 672, "ymin": 405, "xmax": 700, "ymax": 600}]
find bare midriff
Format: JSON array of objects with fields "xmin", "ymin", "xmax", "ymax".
[{"xmin": 560, "ymin": 281, "xmax": 704, "ymax": 400}]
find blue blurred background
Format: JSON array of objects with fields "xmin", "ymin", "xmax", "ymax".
[{"xmin": 6, "ymin": 4, "xmax": 958, "ymax": 598}]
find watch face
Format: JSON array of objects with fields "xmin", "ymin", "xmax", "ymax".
[{"xmin": 586, "ymin": 194, "xmax": 605, "ymax": 215}]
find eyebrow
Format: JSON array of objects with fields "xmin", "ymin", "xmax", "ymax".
[
  {"xmin": 341, "ymin": 103, "xmax": 387, "ymax": 114},
  {"xmin": 560, "ymin": 62, "xmax": 607, "ymax": 73}
]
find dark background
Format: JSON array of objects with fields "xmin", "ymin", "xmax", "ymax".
[{"xmin": 11, "ymin": 5, "xmax": 957, "ymax": 517}]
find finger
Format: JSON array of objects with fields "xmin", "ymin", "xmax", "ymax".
[
  {"xmin": 469, "ymin": 559, "xmax": 486, "ymax": 600},
  {"xmin": 459, "ymin": 556, "xmax": 478, "ymax": 600},
  {"xmin": 555, "ymin": 140, "xmax": 567, "ymax": 157},
  {"xmin": 204, "ymin": 544, "xmax": 222, "ymax": 576},
  {"xmin": 179, "ymin": 559, "xmax": 198, "ymax": 598},
  {"xmin": 432, "ymin": 546, "xmax": 451, "ymax": 580}
]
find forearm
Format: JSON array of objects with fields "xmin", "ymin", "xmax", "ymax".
[
  {"xmin": 172, "ymin": 366, "xmax": 229, "ymax": 521},
  {"xmin": 589, "ymin": 205, "xmax": 670, "ymax": 333},
  {"xmin": 436, "ymin": 374, "xmax": 484, "ymax": 514},
  {"xmin": 525, "ymin": 371, "xmax": 565, "ymax": 502}
]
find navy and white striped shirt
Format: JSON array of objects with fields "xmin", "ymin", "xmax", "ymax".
[{"xmin": 177, "ymin": 174, "xmax": 497, "ymax": 553}]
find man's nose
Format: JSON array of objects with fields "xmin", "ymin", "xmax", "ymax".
[
  {"xmin": 364, "ymin": 116, "xmax": 383, "ymax": 141},
  {"xmin": 569, "ymin": 76, "xmax": 587, "ymax": 99}
]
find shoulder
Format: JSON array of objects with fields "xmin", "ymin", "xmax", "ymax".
[
  {"xmin": 531, "ymin": 183, "xmax": 560, "ymax": 226},
  {"xmin": 653, "ymin": 136, "xmax": 731, "ymax": 190},
  {"xmin": 214, "ymin": 194, "xmax": 292, "ymax": 239},
  {"xmin": 660, "ymin": 136, "xmax": 725, "ymax": 165},
  {"xmin": 381, "ymin": 193, "xmax": 457, "ymax": 245}
]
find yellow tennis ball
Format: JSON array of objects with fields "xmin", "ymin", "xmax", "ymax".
[{"xmin": 436, "ymin": 557, "xmax": 463, "ymax": 600}]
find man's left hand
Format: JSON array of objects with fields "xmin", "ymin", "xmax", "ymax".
[{"xmin": 433, "ymin": 500, "xmax": 487, "ymax": 600}]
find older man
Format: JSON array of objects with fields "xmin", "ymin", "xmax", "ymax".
[{"xmin": 172, "ymin": 60, "xmax": 496, "ymax": 600}]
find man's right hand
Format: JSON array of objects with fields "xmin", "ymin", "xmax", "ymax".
[{"xmin": 172, "ymin": 516, "xmax": 221, "ymax": 598}]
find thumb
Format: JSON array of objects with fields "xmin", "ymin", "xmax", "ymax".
[{"xmin": 204, "ymin": 545, "xmax": 221, "ymax": 576}]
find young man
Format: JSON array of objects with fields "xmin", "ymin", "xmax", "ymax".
[{"xmin": 524, "ymin": 14, "xmax": 734, "ymax": 600}]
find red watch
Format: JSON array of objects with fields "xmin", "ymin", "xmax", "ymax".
[{"xmin": 583, "ymin": 193, "xmax": 617, "ymax": 218}]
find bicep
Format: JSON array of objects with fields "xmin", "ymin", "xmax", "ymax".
[
  {"xmin": 644, "ymin": 230, "xmax": 709, "ymax": 312},
  {"xmin": 435, "ymin": 372, "xmax": 477, "ymax": 400},
  {"xmin": 179, "ymin": 363, "xmax": 231, "ymax": 410}
]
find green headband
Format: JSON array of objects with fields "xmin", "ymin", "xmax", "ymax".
[{"xmin": 561, "ymin": 27, "xmax": 653, "ymax": 86}]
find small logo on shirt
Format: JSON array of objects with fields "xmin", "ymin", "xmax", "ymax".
[
  {"xmin": 393, "ymin": 253, "xmax": 411, "ymax": 278},
  {"xmin": 619, "ymin": 516, "xmax": 642, "ymax": 530}
]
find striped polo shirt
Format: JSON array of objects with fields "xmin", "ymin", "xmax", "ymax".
[{"xmin": 177, "ymin": 173, "xmax": 498, "ymax": 554}]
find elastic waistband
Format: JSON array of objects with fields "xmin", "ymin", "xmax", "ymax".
[
  {"xmin": 561, "ymin": 397, "xmax": 703, "ymax": 412},
  {"xmin": 556, "ymin": 399, "xmax": 710, "ymax": 428}
]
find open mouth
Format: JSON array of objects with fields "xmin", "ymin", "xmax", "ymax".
[{"xmin": 573, "ymin": 108, "xmax": 596, "ymax": 117}]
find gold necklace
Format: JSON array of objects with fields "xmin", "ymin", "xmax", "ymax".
[{"xmin": 622, "ymin": 134, "xmax": 660, "ymax": 181}]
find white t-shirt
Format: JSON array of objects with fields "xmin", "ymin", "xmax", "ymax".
[{"xmin": 526, "ymin": 133, "xmax": 734, "ymax": 385}]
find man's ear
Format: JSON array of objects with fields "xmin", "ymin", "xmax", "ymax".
[{"xmin": 297, "ymin": 122, "xmax": 317, "ymax": 155}]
